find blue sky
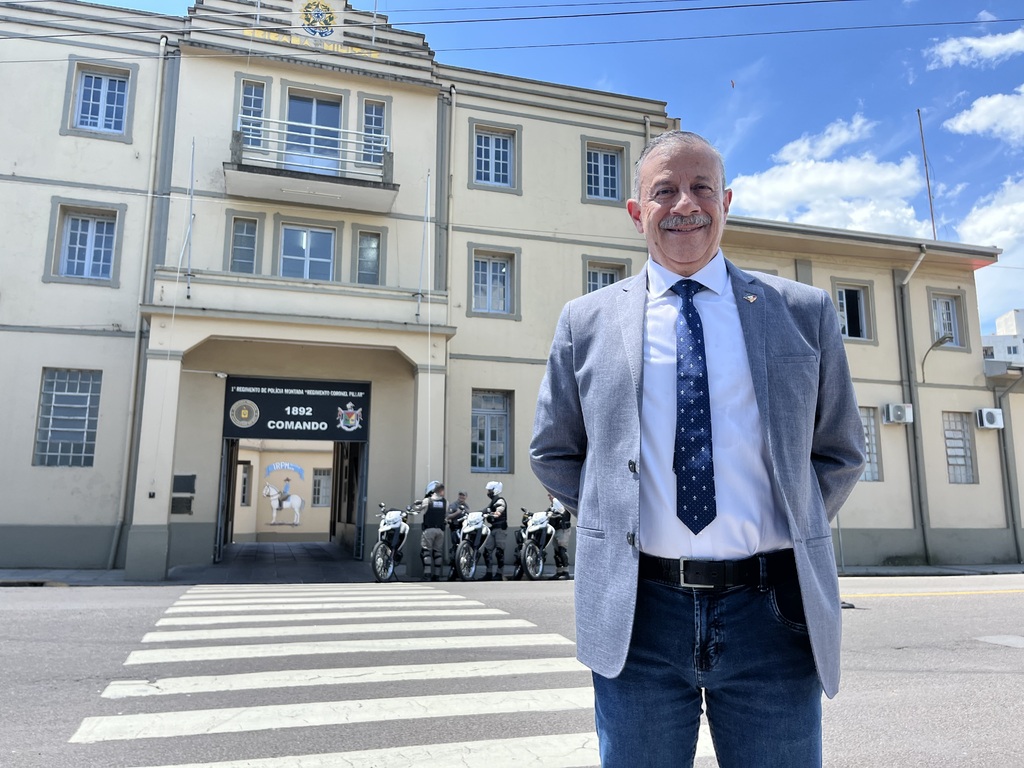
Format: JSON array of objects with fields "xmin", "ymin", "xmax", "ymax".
[{"xmin": 123, "ymin": 0, "xmax": 1023, "ymax": 333}]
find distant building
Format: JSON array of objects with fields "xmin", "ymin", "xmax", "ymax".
[
  {"xmin": 983, "ymin": 309, "xmax": 1024, "ymax": 365},
  {"xmin": 2, "ymin": 0, "xmax": 1021, "ymax": 576}
]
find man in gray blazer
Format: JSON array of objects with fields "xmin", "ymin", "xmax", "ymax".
[{"xmin": 530, "ymin": 131, "xmax": 864, "ymax": 767}]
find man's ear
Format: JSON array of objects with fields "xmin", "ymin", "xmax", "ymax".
[
  {"xmin": 723, "ymin": 188, "xmax": 732, "ymax": 216},
  {"xmin": 626, "ymin": 199, "xmax": 644, "ymax": 234}
]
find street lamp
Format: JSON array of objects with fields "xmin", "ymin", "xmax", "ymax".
[{"xmin": 921, "ymin": 333, "xmax": 953, "ymax": 384}]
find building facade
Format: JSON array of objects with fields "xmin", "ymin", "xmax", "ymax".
[{"xmin": 2, "ymin": 0, "xmax": 1021, "ymax": 577}]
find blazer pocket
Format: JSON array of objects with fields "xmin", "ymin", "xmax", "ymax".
[
  {"xmin": 775, "ymin": 354, "xmax": 817, "ymax": 365},
  {"xmin": 575, "ymin": 525, "xmax": 605, "ymax": 539}
]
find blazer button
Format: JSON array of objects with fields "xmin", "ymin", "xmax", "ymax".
[
  {"xmin": 626, "ymin": 532, "xmax": 635, "ymax": 546},
  {"xmin": 628, "ymin": 460, "xmax": 637, "ymax": 473}
]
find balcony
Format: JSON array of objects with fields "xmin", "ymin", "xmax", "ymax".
[{"xmin": 223, "ymin": 117, "xmax": 400, "ymax": 213}]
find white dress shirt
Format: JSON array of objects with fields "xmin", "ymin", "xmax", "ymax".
[{"xmin": 638, "ymin": 252, "xmax": 792, "ymax": 560}]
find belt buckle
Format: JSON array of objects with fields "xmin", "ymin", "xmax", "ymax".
[{"xmin": 678, "ymin": 558, "xmax": 718, "ymax": 589}]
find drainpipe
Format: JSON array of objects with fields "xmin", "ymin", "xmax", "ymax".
[
  {"xmin": 442, "ymin": 84, "xmax": 457, "ymax": 486},
  {"xmin": 996, "ymin": 367, "xmax": 1024, "ymax": 562},
  {"xmin": 895, "ymin": 267, "xmax": 933, "ymax": 565},
  {"xmin": 107, "ymin": 35, "xmax": 168, "ymax": 569},
  {"xmin": 643, "ymin": 115, "xmax": 651, "ymax": 145}
]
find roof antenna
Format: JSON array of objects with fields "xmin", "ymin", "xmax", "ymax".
[{"xmin": 917, "ymin": 108, "xmax": 937, "ymax": 241}]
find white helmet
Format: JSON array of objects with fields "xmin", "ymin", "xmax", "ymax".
[
  {"xmin": 425, "ymin": 480, "xmax": 443, "ymax": 496},
  {"xmin": 485, "ymin": 481, "xmax": 503, "ymax": 495}
]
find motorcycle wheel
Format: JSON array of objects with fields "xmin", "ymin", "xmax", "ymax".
[
  {"xmin": 455, "ymin": 540, "xmax": 477, "ymax": 581},
  {"xmin": 523, "ymin": 540, "xmax": 544, "ymax": 580},
  {"xmin": 370, "ymin": 540, "xmax": 395, "ymax": 583}
]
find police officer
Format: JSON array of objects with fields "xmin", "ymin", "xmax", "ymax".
[
  {"xmin": 417, "ymin": 481, "xmax": 447, "ymax": 581},
  {"xmin": 445, "ymin": 490, "xmax": 469, "ymax": 581},
  {"xmin": 481, "ymin": 481, "xmax": 508, "ymax": 581},
  {"xmin": 546, "ymin": 493, "xmax": 572, "ymax": 580}
]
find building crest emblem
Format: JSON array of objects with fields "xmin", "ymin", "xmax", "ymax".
[
  {"xmin": 337, "ymin": 402, "xmax": 363, "ymax": 432},
  {"xmin": 301, "ymin": 0, "xmax": 336, "ymax": 38}
]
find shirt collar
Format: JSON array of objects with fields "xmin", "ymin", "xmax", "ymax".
[{"xmin": 646, "ymin": 250, "xmax": 728, "ymax": 298}]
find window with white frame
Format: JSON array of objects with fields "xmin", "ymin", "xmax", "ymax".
[
  {"xmin": 471, "ymin": 390, "xmax": 510, "ymax": 472},
  {"xmin": 361, "ymin": 100, "xmax": 386, "ymax": 164},
  {"xmin": 239, "ymin": 80, "xmax": 266, "ymax": 148},
  {"xmin": 239, "ymin": 463, "xmax": 252, "ymax": 506},
  {"xmin": 312, "ymin": 468, "xmax": 332, "ymax": 506},
  {"xmin": 931, "ymin": 292, "xmax": 965, "ymax": 347},
  {"xmin": 586, "ymin": 145, "xmax": 623, "ymax": 200},
  {"xmin": 230, "ymin": 218, "xmax": 258, "ymax": 274},
  {"xmin": 475, "ymin": 129, "xmax": 513, "ymax": 187},
  {"xmin": 281, "ymin": 225, "xmax": 334, "ymax": 280},
  {"xmin": 1008, "ymin": 345, "xmax": 1020, "ymax": 356},
  {"xmin": 33, "ymin": 369, "xmax": 102, "ymax": 467},
  {"xmin": 356, "ymin": 231, "xmax": 381, "ymax": 285},
  {"xmin": 74, "ymin": 71, "xmax": 128, "ymax": 134},
  {"xmin": 587, "ymin": 265, "xmax": 621, "ymax": 293},
  {"xmin": 473, "ymin": 252, "xmax": 512, "ymax": 313},
  {"xmin": 60, "ymin": 213, "xmax": 116, "ymax": 281},
  {"xmin": 942, "ymin": 411, "xmax": 976, "ymax": 484},
  {"xmin": 859, "ymin": 407, "xmax": 881, "ymax": 482},
  {"xmin": 835, "ymin": 283, "xmax": 872, "ymax": 340}
]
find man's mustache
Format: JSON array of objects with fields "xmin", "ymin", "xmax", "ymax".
[{"xmin": 660, "ymin": 214, "xmax": 712, "ymax": 230}]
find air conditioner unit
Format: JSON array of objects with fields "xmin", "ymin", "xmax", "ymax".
[
  {"xmin": 976, "ymin": 408, "xmax": 1005, "ymax": 429},
  {"xmin": 882, "ymin": 403, "xmax": 914, "ymax": 424}
]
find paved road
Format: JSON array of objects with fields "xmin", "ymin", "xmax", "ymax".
[{"xmin": 2, "ymin": 575, "xmax": 1022, "ymax": 767}]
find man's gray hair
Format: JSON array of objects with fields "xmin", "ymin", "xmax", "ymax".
[{"xmin": 631, "ymin": 131, "xmax": 727, "ymax": 201}]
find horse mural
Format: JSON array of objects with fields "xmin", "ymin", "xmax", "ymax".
[{"xmin": 263, "ymin": 482, "xmax": 304, "ymax": 526}]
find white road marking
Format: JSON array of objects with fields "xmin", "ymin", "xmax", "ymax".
[
  {"xmin": 103, "ymin": 656, "xmax": 588, "ymax": 698},
  {"xmin": 156, "ymin": 606, "xmax": 498, "ymax": 626},
  {"xmin": 976, "ymin": 634, "xmax": 1024, "ymax": 648},
  {"xmin": 141, "ymin": 618, "xmax": 533, "ymax": 643},
  {"xmin": 125, "ymin": 632, "xmax": 574, "ymax": 665},
  {"xmin": 164, "ymin": 597, "xmax": 469, "ymax": 613},
  {"xmin": 70, "ymin": 686, "xmax": 596, "ymax": 743},
  {"xmin": 128, "ymin": 732, "xmax": 602, "ymax": 767}
]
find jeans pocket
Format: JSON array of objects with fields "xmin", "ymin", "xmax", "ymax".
[{"xmin": 770, "ymin": 580, "xmax": 809, "ymax": 632}]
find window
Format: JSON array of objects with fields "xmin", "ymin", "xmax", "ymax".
[
  {"xmin": 859, "ymin": 407, "xmax": 881, "ymax": 482},
  {"xmin": 239, "ymin": 80, "xmax": 266, "ymax": 148},
  {"xmin": 835, "ymin": 283, "xmax": 873, "ymax": 340},
  {"xmin": 361, "ymin": 100, "xmax": 386, "ymax": 164},
  {"xmin": 942, "ymin": 411, "xmax": 976, "ymax": 484},
  {"xmin": 586, "ymin": 145, "xmax": 623, "ymax": 200},
  {"xmin": 1009, "ymin": 345, "xmax": 1020, "ymax": 356},
  {"xmin": 475, "ymin": 130, "xmax": 512, "ymax": 186},
  {"xmin": 471, "ymin": 391, "xmax": 510, "ymax": 472},
  {"xmin": 75, "ymin": 71, "xmax": 127, "ymax": 134},
  {"xmin": 930, "ymin": 291, "xmax": 967, "ymax": 348},
  {"xmin": 230, "ymin": 218, "xmax": 258, "ymax": 273},
  {"xmin": 281, "ymin": 225, "xmax": 334, "ymax": 280},
  {"xmin": 33, "ymin": 369, "xmax": 102, "ymax": 467},
  {"xmin": 356, "ymin": 231, "xmax": 381, "ymax": 285},
  {"xmin": 285, "ymin": 93, "xmax": 342, "ymax": 175},
  {"xmin": 473, "ymin": 253, "xmax": 511, "ymax": 313},
  {"xmin": 239, "ymin": 463, "xmax": 252, "ymax": 506},
  {"xmin": 588, "ymin": 266, "xmax": 621, "ymax": 293},
  {"xmin": 61, "ymin": 214, "xmax": 116, "ymax": 280},
  {"xmin": 312, "ymin": 468, "xmax": 332, "ymax": 506}
]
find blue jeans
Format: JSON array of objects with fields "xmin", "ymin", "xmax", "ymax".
[{"xmin": 592, "ymin": 575, "xmax": 822, "ymax": 768}]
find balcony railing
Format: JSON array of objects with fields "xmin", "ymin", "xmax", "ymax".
[{"xmin": 229, "ymin": 116, "xmax": 394, "ymax": 184}]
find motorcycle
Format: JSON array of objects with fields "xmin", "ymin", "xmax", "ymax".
[
  {"xmin": 518, "ymin": 507, "xmax": 556, "ymax": 580},
  {"xmin": 453, "ymin": 509, "xmax": 491, "ymax": 581},
  {"xmin": 370, "ymin": 501, "xmax": 417, "ymax": 582}
]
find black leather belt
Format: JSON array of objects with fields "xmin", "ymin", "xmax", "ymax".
[{"xmin": 638, "ymin": 549, "xmax": 797, "ymax": 589}]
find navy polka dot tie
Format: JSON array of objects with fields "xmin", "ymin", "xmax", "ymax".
[{"xmin": 670, "ymin": 280, "xmax": 717, "ymax": 534}]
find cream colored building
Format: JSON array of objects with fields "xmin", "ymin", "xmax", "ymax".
[{"xmin": 1, "ymin": 0, "xmax": 1021, "ymax": 578}]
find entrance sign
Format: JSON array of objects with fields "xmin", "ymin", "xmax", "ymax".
[{"xmin": 224, "ymin": 376, "xmax": 370, "ymax": 441}]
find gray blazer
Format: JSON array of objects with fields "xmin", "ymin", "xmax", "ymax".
[{"xmin": 529, "ymin": 260, "xmax": 864, "ymax": 698}]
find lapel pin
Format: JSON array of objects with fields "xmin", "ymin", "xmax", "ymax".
[{"xmin": 743, "ymin": 294, "xmax": 757, "ymax": 303}]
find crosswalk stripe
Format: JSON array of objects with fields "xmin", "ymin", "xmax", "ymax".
[
  {"xmin": 167, "ymin": 595, "xmax": 467, "ymax": 608},
  {"xmin": 184, "ymin": 584, "xmax": 430, "ymax": 592},
  {"xmin": 103, "ymin": 656, "xmax": 588, "ymax": 698},
  {"xmin": 156, "ymin": 607, "xmax": 499, "ymax": 626},
  {"xmin": 125, "ymin": 632, "xmax": 574, "ymax": 665},
  {"xmin": 164, "ymin": 597, "xmax": 468, "ymax": 613},
  {"xmin": 70, "ymin": 686, "xmax": 596, "ymax": 743},
  {"xmin": 141, "ymin": 618, "xmax": 533, "ymax": 643},
  {"xmin": 127, "ymin": 732, "xmax": 602, "ymax": 767}
]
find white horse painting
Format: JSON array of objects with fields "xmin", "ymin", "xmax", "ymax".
[{"xmin": 263, "ymin": 482, "xmax": 303, "ymax": 526}]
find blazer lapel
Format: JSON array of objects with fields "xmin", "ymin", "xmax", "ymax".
[
  {"xmin": 616, "ymin": 271, "xmax": 648, "ymax": 415},
  {"xmin": 728, "ymin": 262, "xmax": 771, "ymax": 445}
]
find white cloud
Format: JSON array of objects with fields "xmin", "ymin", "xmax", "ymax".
[
  {"xmin": 773, "ymin": 114, "xmax": 877, "ymax": 163},
  {"xmin": 924, "ymin": 26, "xmax": 1024, "ymax": 70},
  {"xmin": 958, "ymin": 176, "xmax": 1024, "ymax": 329},
  {"xmin": 943, "ymin": 84, "xmax": 1024, "ymax": 147},
  {"xmin": 730, "ymin": 153, "xmax": 931, "ymax": 238}
]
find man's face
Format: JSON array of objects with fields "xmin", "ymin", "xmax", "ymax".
[{"xmin": 627, "ymin": 142, "xmax": 732, "ymax": 277}]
